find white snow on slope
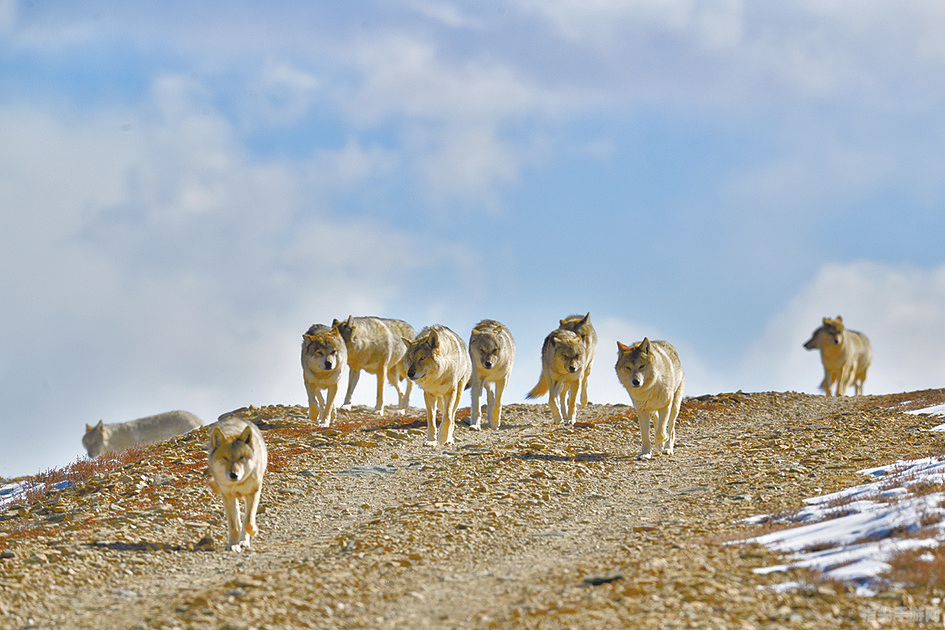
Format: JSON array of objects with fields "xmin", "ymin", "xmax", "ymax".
[{"xmin": 741, "ymin": 402, "xmax": 945, "ymax": 594}]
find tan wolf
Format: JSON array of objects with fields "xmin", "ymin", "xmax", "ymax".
[
  {"xmin": 83, "ymin": 410, "xmax": 203, "ymax": 458},
  {"xmin": 468, "ymin": 319, "xmax": 516, "ymax": 431},
  {"xmin": 208, "ymin": 418, "xmax": 268, "ymax": 552},
  {"xmin": 301, "ymin": 324, "xmax": 348, "ymax": 427},
  {"xmin": 615, "ymin": 338, "xmax": 685, "ymax": 460},
  {"xmin": 402, "ymin": 324, "xmax": 472, "ymax": 446},
  {"xmin": 557, "ymin": 313, "xmax": 598, "ymax": 406},
  {"xmin": 527, "ymin": 328, "xmax": 587, "ymax": 426},
  {"xmin": 804, "ymin": 316, "xmax": 873, "ymax": 396},
  {"xmin": 332, "ymin": 316, "xmax": 416, "ymax": 415}
]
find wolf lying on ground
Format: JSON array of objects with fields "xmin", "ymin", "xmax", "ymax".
[
  {"xmin": 557, "ymin": 313, "xmax": 597, "ymax": 407},
  {"xmin": 402, "ymin": 324, "xmax": 472, "ymax": 446},
  {"xmin": 615, "ymin": 338, "xmax": 685, "ymax": 460},
  {"xmin": 208, "ymin": 418, "xmax": 268, "ymax": 552},
  {"xmin": 804, "ymin": 316, "xmax": 872, "ymax": 396},
  {"xmin": 333, "ymin": 316, "xmax": 416, "ymax": 415},
  {"xmin": 527, "ymin": 328, "xmax": 587, "ymax": 426},
  {"xmin": 468, "ymin": 319, "xmax": 516, "ymax": 431},
  {"xmin": 301, "ymin": 324, "xmax": 348, "ymax": 427},
  {"xmin": 82, "ymin": 410, "xmax": 204, "ymax": 458}
]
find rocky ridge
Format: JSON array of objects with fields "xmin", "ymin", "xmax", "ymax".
[{"xmin": 2, "ymin": 389, "xmax": 945, "ymax": 629}]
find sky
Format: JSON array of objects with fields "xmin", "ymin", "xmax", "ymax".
[{"xmin": 2, "ymin": 0, "xmax": 945, "ymax": 477}]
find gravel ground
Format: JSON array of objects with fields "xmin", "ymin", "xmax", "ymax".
[{"xmin": 2, "ymin": 389, "xmax": 945, "ymax": 629}]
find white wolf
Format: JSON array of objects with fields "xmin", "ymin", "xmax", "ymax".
[
  {"xmin": 333, "ymin": 316, "xmax": 416, "ymax": 415},
  {"xmin": 468, "ymin": 319, "xmax": 516, "ymax": 431},
  {"xmin": 82, "ymin": 410, "xmax": 203, "ymax": 458},
  {"xmin": 402, "ymin": 325, "xmax": 472, "ymax": 447},
  {"xmin": 615, "ymin": 338, "xmax": 685, "ymax": 460}
]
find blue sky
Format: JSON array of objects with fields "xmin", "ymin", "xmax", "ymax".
[{"xmin": 3, "ymin": 1, "xmax": 945, "ymax": 476}]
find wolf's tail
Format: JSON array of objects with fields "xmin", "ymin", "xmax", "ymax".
[{"xmin": 526, "ymin": 376, "xmax": 548, "ymax": 399}]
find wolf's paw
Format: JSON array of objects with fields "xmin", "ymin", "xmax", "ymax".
[
  {"xmin": 315, "ymin": 420, "xmax": 331, "ymax": 428},
  {"xmin": 468, "ymin": 422, "xmax": 482, "ymax": 431},
  {"xmin": 637, "ymin": 451, "xmax": 652, "ymax": 461},
  {"xmin": 225, "ymin": 543, "xmax": 245, "ymax": 553},
  {"xmin": 391, "ymin": 408, "xmax": 407, "ymax": 416},
  {"xmin": 423, "ymin": 440, "xmax": 437, "ymax": 447},
  {"xmin": 339, "ymin": 403, "xmax": 353, "ymax": 412}
]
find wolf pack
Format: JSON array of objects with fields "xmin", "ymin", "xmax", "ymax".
[{"xmin": 82, "ymin": 313, "xmax": 873, "ymax": 551}]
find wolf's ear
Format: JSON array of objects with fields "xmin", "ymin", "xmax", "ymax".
[
  {"xmin": 345, "ymin": 315, "xmax": 353, "ymax": 325},
  {"xmin": 616, "ymin": 341, "xmax": 629, "ymax": 352},
  {"xmin": 581, "ymin": 312, "xmax": 590, "ymax": 324},
  {"xmin": 428, "ymin": 329, "xmax": 440, "ymax": 348},
  {"xmin": 330, "ymin": 328, "xmax": 341, "ymax": 337},
  {"xmin": 822, "ymin": 317, "xmax": 829, "ymax": 325},
  {"xmin": 401, "ymin": 336, "xmax": 413, "ymax": 348},
  {"xmin": 85, "ymin": 423, "xmax": 92, "ymax": 431},
  {"xmin": 303, "ymin": 334, "xmax": 315, "ymax": 341},
  {"xmin": 836, "ymin": 315, "xmax": 843, "ymax": 323},
  {"xmin": 331, "ymin": 318, "xmax": 341, "ymax": 328},
  {"xmin": 236, "ymin": 425, "xmax": 255, "ymax": 448},
  {"xmin": 640, "ymin": 338, "xmax": 651, "ymax": 353},
  {"xmin": 210, "ymin": 427, "xmax": 225, "ymax": 450}
]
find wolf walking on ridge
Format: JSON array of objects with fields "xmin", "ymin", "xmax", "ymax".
[
  {"xmin": 301, "ymin": 324, "xmax": 348, "ymax": 427},
  {"xmin": 556, "ymin": 313, "xmax": 597, "ymax": 407},
  {"xmin": 82, "ymin": 411, "xmax": 203, "ymax": 458},
  {"xmin": 468, "ymin": 319, "xmax": 516, "ymax": 431},
  {"xmin": 615, "ymin": 338, "xmax": 685, "ymax": 460},
  {"xmin": 402, "ymin": 324, "xmax": 472, "ymax": 447},
  {"xmin": 803, "ymin": 316, "xmax": 872, "ymax": 396},
  {"xmin": 527, "ymin": 328, "xmax": 587, "ymax": 426},
  {"xmin": 332, "ymin": 316, "xmax": 416, "ymax": 415},
  {"xmin": 207, "ymin": 418, "xmax": 268, "ymax": 552}
]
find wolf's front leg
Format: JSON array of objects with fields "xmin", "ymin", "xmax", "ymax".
[
  {"xmin": 423, "ymin": 392, "xmax": 438, "ymax": 446},
  {"xmin": 438, "ymin": 390, "xmax": 458, "ymax": 446},
  {"xmin": 469, "ymin": 375, "xmax": 483, "ymax": 431},
  {"xmin": 654, "ymin": 407, "xmax": 670, "ymax": 455},
  {"xmin": 223, "ymin": 495, "xmax": 243, "ymax": 551},
  {"xmin": 548, "ymin": 383, "xmax": 563, "ymax": 424},
  {"xmin": 564, "ymin": 382, "xmax": 578, "ymax": 426},
  {"xmin": 490, "ymin": 378, "xmax": 505, "ymax": 429},
  {"xmin": 240, "ymin": 490, "xmax": 261, "ymax": 550},
  {"xmin": 373, "ymin": 367, "xmax": 387, "ymax": 414},
  {"xmin": 305, "ymin": 380, "xmax": 322, "ymax": 423},
  {"xmin": 637, "ymin": 411, "xmax": 653, "ymax": 460},
  {"xmin": 318, "ymin": 385, "xmax": 338, "ymax": 428}
]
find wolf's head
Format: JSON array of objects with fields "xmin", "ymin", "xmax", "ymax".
[
  {"xmin": 331, "ymin": 316, "xmax": 356, "ymax": 345},
  {"xmin": 615, "ymin": 338, "xmax": 653, "ymax": 389},
  {"xmin": 559, "ymin": 313, "xmax": 592, "ymax": 341},
  {"xmin": 303, "ymin": 326, "xmax": 345, "ymax": 372},
  {"xmin": 804, "ymin": 316, "xmax": 845, "ymax": 350},
  {"xmin": 547, "ymin": 329, "xmax": 585, "ymax": 375},
  {"xmin": 470, "ymin": 333, "xmax": 501, "ymax": 370},
  {"xmin": 209, "ymin": 425, "xmax": 259, "ymax": 484},
  {"xmin": 82, "ymin": 420, "xmax": 106, "ymax": 458},
  {"xmin": 403, "ymin": 328, "xmax": 441, "ymax": 381}
]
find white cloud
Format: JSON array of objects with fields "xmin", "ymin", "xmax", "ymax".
[{"xmin": 742, "ymin": 261, "xmax": 945, "ymax": 395}]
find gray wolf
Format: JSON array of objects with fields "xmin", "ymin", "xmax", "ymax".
[
  {"xmin": 332, "ymin": 316, "xmax": 416, "ymax": 415},
  {"xmin": 83, "ymin": 410, "xmax": 203, "ymax": 458},
  {"xmin": 526, "ymin": 328, "xmax": 587, "ymax": 426},
  {"xmin": 803, "ymin": 316, "xmax": 872, "ymax": 396},
  {"xmin": 402, "ymin": 324, "xmax": 472, "ymax": 446},
  {"xmin": 468, "ymin": 320, "xmax": 516, "ymax": 430},
  {"xmin": 301, "ymin": 324, "xmax": 348, "ymax": 427},
  {"xmin": 615, "ymin": 338, "xmax": 685, "ymax": 460},
  {"xmin": 208, "ymin": 418, "xmax": 268, "ymax": 552},
  {"xmin": 557, "ymin": 313, "xmax": 598, "ymax": 406}
]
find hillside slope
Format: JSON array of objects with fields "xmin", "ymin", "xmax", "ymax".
[{"xmin": 2, "ymin": 390, "xmax": 945, "ymax": 629}]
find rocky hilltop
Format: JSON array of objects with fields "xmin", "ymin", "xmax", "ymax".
[{"xmin": 2, "ymin": 389, "xmax": 944, "ymax": 629}]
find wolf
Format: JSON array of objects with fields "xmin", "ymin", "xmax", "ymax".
[
  {"xmin": 301, "ymin": 324, "xmax": 348, "ymax": 427},
  {"xmin": 402, "ymin": 325, "xmax": 472, "ymax": 446},
  {"xmin": 82, "ymin": 410, "xmax": 203, "ymax": 458},
  {"xmin": 615, "ymin": 338, "xmax": 685, "ymax": 460},
  {"xmin": 557, "ymin": 313, "xmax": 597, "ymax": 407},
  {"xmin": 208, "ymin": 418, "xmax": 268, "ymax": 552},
  {"xmin": 468, "ymin": 320, "xmax": 516, "ymax": 431},
  {"xmin": 803, "ymin": 316, "xmax": 873, "ymax": 396},
  {"xmin": 332, "ymin": 316, "xmax": 416, "ymax": 415},
  {"xmin": 526, "ymin": 328, "xmax": 587, "ymax": 426}
]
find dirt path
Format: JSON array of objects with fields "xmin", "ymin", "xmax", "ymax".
[{"xmin": 2, "ymin": 389, "xmax": 945, "ymax": 629}]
